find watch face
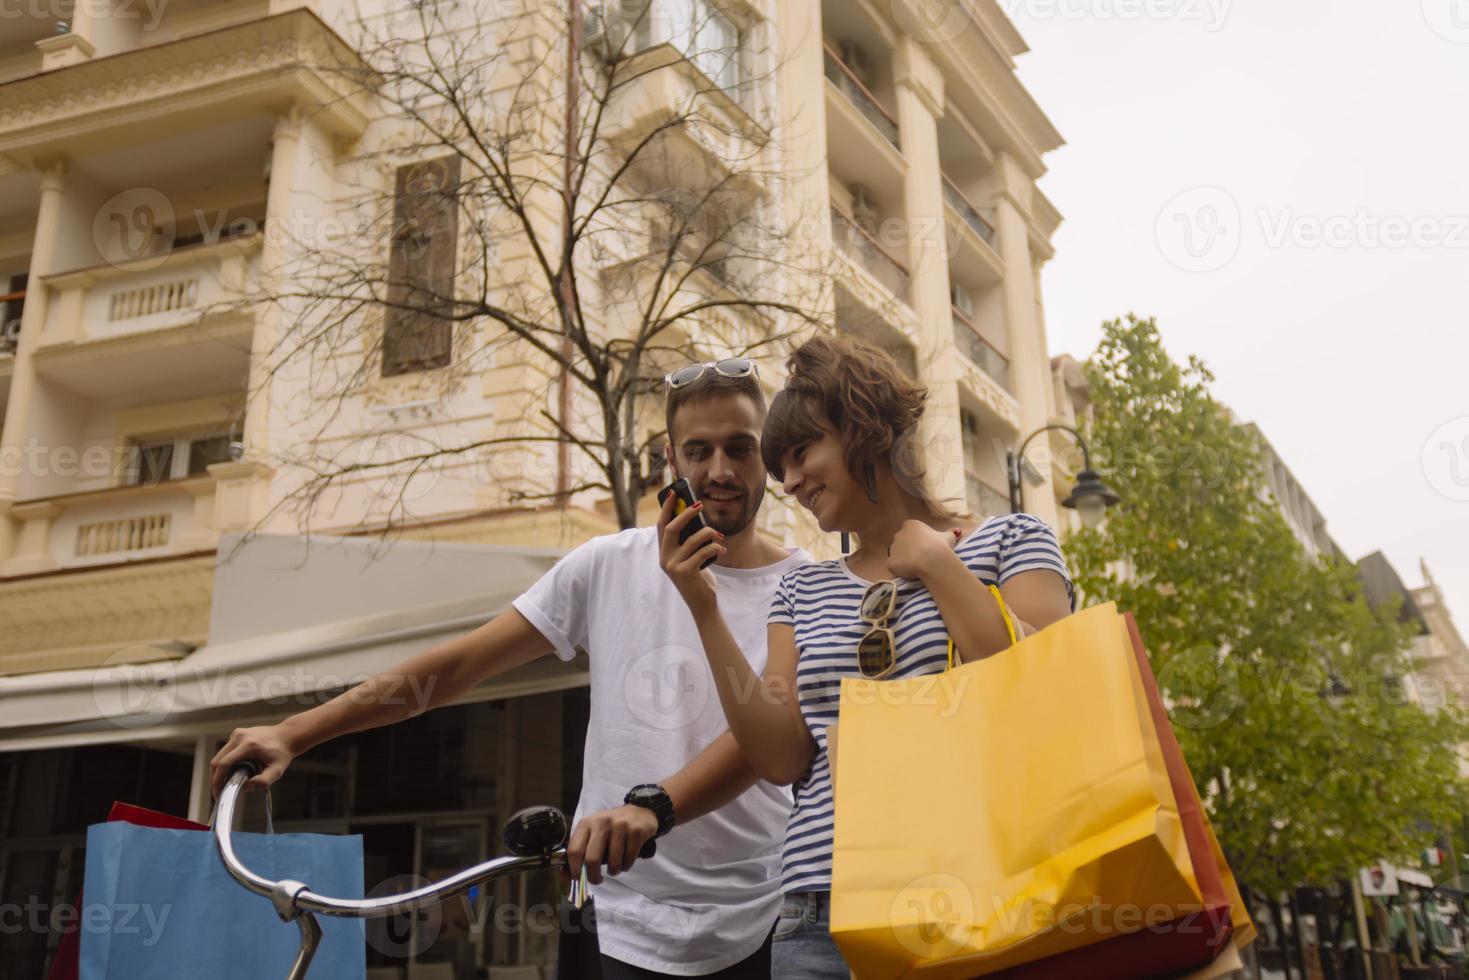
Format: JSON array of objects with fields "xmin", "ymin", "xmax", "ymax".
[
  {"xmin": 628, "ymin": 786, "xmax": 665, "ymax": 808},
  {"xmin": 626, "ymin": 785, "xmax": 674, "ymax": 835}
]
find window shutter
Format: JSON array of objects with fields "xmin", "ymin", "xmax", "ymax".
[{"xmin": 383, "ymin": 155, "xmax": 461, "ymax": 377}]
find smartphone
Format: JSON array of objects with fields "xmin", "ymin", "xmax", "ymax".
[{"xmin": 658, "ymin": 477, "xmax": 717, "ymax": 569}]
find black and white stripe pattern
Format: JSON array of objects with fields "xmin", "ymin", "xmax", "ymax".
[{"xmin": 768, "ymin": 513, "xmax": 1075, "ymax": 893}]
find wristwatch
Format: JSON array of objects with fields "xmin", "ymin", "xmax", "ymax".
[{"xmin": 624, "ymin": 783, "xmax": 677, "ymax": 838}]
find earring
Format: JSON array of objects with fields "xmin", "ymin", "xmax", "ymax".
[{"xmin": 864, "ymin": 461, "xmax": 879, "ymax": 503}]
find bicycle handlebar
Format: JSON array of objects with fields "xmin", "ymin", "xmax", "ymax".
[
  {"xmin": 213, "ymin": 760, "xmax": 659, "ymax": 979},
  {"xmin": 213, "ymin": 763, "xmax": 572, "ymax": 920}
]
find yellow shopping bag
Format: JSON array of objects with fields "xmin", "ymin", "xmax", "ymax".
[{"xmin": 830, "ymin": 602, "xmax": 1204, "ymax": 978}]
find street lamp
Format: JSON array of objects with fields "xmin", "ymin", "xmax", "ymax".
[{"xmin": 1007, "ymin": 424, "xmax": 1119, "ymax": 529}]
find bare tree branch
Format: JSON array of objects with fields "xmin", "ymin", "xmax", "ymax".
[{"xmin": 237, "ymin": 2, "xmax": 835, "ymax": 534}]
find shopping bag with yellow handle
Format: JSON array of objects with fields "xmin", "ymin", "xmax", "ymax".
[{"xmin": 830, "ymin": 601, "xmax": 1207, "ymax": 978}]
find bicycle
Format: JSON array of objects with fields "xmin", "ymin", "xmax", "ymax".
[{"xmin": 213, "ymin": 761, "xmax": 652, "ymax": 979}]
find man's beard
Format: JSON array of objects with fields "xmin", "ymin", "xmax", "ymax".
[{"xmin": 697, "ymin": 481, "xmax": 766, "ymax": 536}]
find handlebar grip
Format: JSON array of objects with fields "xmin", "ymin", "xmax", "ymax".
[
  {"xmin": 639, "ymin": 839, "xmax": 657, "ymax": 860},
  {"xmin": 232, "ymin": 760, "xmax": 263, "ymax": 780}
]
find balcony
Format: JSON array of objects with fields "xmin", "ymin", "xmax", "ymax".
[
  {"xmin": 944, "ymin": 183, "xmax": 1004, "ymax": 289},
  {"xmin": 822, "ymin": 37, "xmax": 905, "ymax": 202},
  {"xmin": 28, "ymin": 236, "xmax": 258, "ymax": 405},
  {"xmin": 0, "ymin": 11, "xmax": 370, "ymax": 169},
  {"xmin": 955, "ymin": 341, "xmax": 1021, "ymax": 433},
  {"xmin": 942, "ymin": 174, "xmax": 996, "ymax": 247},
  {"xmin": 952, "ymin": 306, "xmax": 1011, "ymax": 392},
  {"xmin": 833, "ymin": 277, "xmax": 922, "ymax": 370},
  {"xmin": 831, "ymin": 206, "xmax": 910, "ymax": 306},
  {"xmin": 36, "ymin": 234, "xmax": 260, "ymax": 349},
  {"xmin": 5, "ymin": 477, "xmax": 214, "ymax": 576},
  {"xmin": 966, "ymin": 471, "xmax": 1010, "ymax": 519},
  {"xmin": 601, "ymin": 42, "xmax": 768, "ymax": 199},
  {"xmin": 823, "ymin": 44, "xmax": 900, "ymax": 149},
  {"xmin": 2, "ymin": 461, "xmax": 271, "ymax": 577}
]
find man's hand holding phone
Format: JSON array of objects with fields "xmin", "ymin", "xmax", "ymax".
[{"xmin": 657, "ymin": 481, "xmax": 724, "ymax": 616}]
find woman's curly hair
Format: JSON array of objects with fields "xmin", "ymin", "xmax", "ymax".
[{"xmin": 761, "ymin": 333, "xmax": 963, "ymax": 518}]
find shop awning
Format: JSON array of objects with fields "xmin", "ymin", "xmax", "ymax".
[{"xmin": 0, "ymin": 532, "xmax": 586, "ymax": 751}]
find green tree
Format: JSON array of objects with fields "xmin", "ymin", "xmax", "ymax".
[{"xmin": 1065, "ymin": 314, "xmax": 1467, "ymax": 897}]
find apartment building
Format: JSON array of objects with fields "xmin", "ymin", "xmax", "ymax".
[{"xmin": 0, "ymin": 2, "xmax": 1069, "ymax": 974}]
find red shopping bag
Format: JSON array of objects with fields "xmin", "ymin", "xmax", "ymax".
[
  {"xmin": 45, "ymin": 804, "xmax": 207, "ymax": 980},
  {"xmin": 993, "ymin": 614, "xmax": 1244, "ymax": 979}
]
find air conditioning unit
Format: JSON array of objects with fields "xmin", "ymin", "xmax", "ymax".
[
  {"xmin": 584, "ymin": 2, "xmax": 610, "ymax": 45},
  {"xmin": 950, "ymin": 283, "xmax": 974, "ymax": 317},
  {"xmin": 585, "ymin": 1, "xmax": 640, "ymax": 60},
  {"xmin": 839, "ymin": 40, "xmax": 871, "ymax": 86},
  {"xmin": 0, "ymin": 318, "xmax": 20, "ymax": 353},
  {"xmin": 849, "ymin": 184, "xmax": 879, "ymax": 226}
]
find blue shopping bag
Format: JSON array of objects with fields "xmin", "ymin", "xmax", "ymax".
[{"xmin": 79, "ymin": 821, "xmax": 366, "ymax": 979}]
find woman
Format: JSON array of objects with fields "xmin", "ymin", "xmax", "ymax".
[{"xmin": 656, "ymin": 333, "xmax": 1076, "ymax": 977}]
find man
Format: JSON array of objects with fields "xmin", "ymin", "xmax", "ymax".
[{"xmin": 210, "ymin": 361, "xmax": 808, "ymax": 978}]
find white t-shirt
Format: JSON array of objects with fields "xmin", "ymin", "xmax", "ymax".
[{"xmin": 513, "ymin": 526, "xmax": 810, "ymax": 975}]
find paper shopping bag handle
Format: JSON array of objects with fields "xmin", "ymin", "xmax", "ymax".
[{"xmin": 946, "ymin": 584, "xmax": 1019, "ymax": 669}]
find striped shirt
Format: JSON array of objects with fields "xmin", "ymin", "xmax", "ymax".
[{"xmin": 767, "ymin": 513, "xmax": 1075, "ymax": 894}]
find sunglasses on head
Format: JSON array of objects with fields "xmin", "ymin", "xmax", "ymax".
[
  {"xmin": 856, "ymin": 579, "xmax": 900, "ymax": 680},
  {"xmin": 664, "ymin": 357, "xmax": 757, "ymax": 390}
]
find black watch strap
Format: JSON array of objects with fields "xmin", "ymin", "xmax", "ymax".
[{"xmin": 624, "ymin": 783, "xmax": 676, "ymax": 838}]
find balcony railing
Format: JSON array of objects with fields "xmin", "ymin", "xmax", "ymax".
[
  {"xmin": 966, "ymin": 471, "xmax": 1011, "ymax": 519},
  {"xmin": 38, "ymin": 235, "xmax": 260, "ymax": 347},
  {"xmin": 822, "ymin": 44, "xmax": 900, "ymax": 149},
  {"xmin": 1, "ymin": 476, "xmax": 217, "ymax": 575},
  {"xmin": 942, "ymin": 174, "xmax": 996, "ymax": 246},
  {"xmin": 832, "ymin": 207, "xmax": 910, "ymax": 304},
  {"xmin": 76, "ymin": 513, "xmax": 173, "ymax": 558},
  {"xmin": 952, "ymin": 306, "xmax": 1011, "ymax": 392}
]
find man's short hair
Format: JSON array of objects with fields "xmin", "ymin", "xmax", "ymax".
[{"xmin": 664, "ymin": 370, "xmax": 767, "ymax": 445}]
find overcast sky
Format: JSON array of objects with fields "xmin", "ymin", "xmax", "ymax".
[{"xmin": 1001, "ymin": 0, "xmax": 1469, "ymax": 632}]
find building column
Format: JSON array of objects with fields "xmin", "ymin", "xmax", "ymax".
[
  {"xmin": 187, "ymin": 734, "xmax": 219, "ymax": 824},
  {"xmin": 892, "ymin": 38, "xmax": 965, "ymax": 508},
  {"xmin": 240, "ymin": 109, "xmax": 310, "ymax": 468},
  {"xmin": 992, "ymin": 152, "xmax": 1059, "ymax": 526},
  {"xmin": 0, "ymin": 161, "xmax": 68, "ymax": 566}
]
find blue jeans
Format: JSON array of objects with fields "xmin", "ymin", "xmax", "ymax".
[{"xmin": 771, "ymin": 891, "xmax": 850, "ymax": 979}]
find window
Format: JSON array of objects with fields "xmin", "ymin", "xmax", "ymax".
[
  {"xmin": 127, "ymin": 433, "xmax": 235, "ymax": 485},
  {"xmin": 680, "ymin": 0, "xmax": 740, "ymax": 91},
  {"xmin": 187, "ymin": 435, "xmax": 234, "ymax": 475},
  {"xmin": 383, "ymin": 155, "xmax": 460, "ymax": 378},
  {"xmin": 620, "ymin": 0, "xmax": 743, "ymax": 93},
  {"xmin": 134, "ymin": 440, "xmax": 174, "ymax": 485}
]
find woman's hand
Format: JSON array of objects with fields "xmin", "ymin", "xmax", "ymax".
[
  {"xmin": 209, "ymin": 723, "xmax": 301, "ymax": 798},
  {"xmin": 658, "ymin": 492, "xmax": 725, "ymax": 615},
  {"xmin": 887, "ymin": 520, "xmax": 963, "ymax": 581}
]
